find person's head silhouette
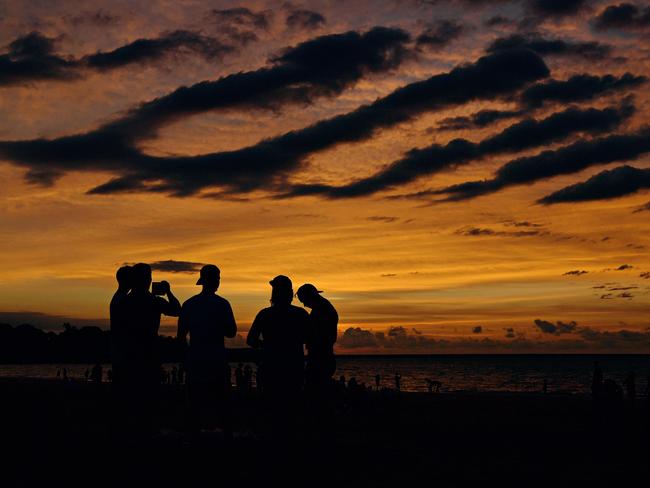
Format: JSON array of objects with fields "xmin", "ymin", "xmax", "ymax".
[
  {"xmin": 131, "ymin": 263, "xmax": 152, "ymax": 293},
  {"xmin": 296, "ymin": 283, "xmax": 323, "ymax": 308},
  {"xmin": 115, "ymin": 265, "xmax": 133, "ymax": 291},
  {"xmin": 196, "ymin": 264, "xmax": 220, "ymax": 293},
  {"xmin": 269, "ymin": 275, "xmax": 293, "ymax": 306}
]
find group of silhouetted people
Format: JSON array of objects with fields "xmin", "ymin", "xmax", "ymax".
[
  {"xmin": 109, "ymin": 263, "xmax": 338, "ymax": 441},
  {"xmin": 591, "ymin": 361, "xmax": 647, "ymax": 418}
]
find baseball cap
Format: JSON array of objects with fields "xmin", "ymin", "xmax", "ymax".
[
  {"xmin": 297, "ymin": 283, "xmax": 323, "ymax": 297},
  {"xmin": 269, "ymin": 275, "xmax": 292, "ymax": 289},
  {"xmin": 196, "ymin": 264, "xmax": 220, "ymax": 285}
]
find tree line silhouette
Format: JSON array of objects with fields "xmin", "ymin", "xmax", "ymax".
[{"xmin": 0, "ymin": 323, "xmax": 255, "ymax": 364}]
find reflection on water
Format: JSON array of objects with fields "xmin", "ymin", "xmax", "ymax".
[{"xmin": 0, "ymin": 355, "xmax": 648, "ymax": 394}]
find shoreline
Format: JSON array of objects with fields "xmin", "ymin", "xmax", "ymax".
[{"xmin": 0, "ymin": 375, "xmax": 594, "ymax": 397}]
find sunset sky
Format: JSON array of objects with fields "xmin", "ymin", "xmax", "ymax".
[{"xmin": 1, "ymin": 0, "xmax": 650, "ymax": 352}]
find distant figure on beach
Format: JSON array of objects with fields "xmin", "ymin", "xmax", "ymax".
[
  {"xmin": 425, "ymin": 378, "xmax": 441, "ymax": 393},
  {"xmin": 178, "ymin": 364, "xmax": 185, "ymax": 385},
  {"xmin": 296, "ymin": 283, "xmax": 338, "ymax": 393},
  {"xmin": 244, "ymin": 364, "xmax": 253, "ymax": 392},
  {"xmin": 395, "ymin": 372, "xmax": 401, "ymax": 391},
  {"xmin": 591, "ymin": 361, "xmax": 603, "ymax": 400},
  {"xmin": 118, "ymin": 263, "xmax": 181, "ymax": 436},
  {"xmin": 625, "ymin": 372, "xmax": 636, "ymax": 403},
  {"xmin": 177, "ymin": 264, "xmax": 237, "ymax": 437},
  {"xmin": 225, "ymin": 364, "xmax": 232, "ymax": 390},
  {"xmin": 543, "ymin": 379, "xmax": 548, "ymax": 394},
  {"xmin": 91, "ymin": 363, "xmax": 102, "ymax": 384},
  {"xmin": 254, "ymin": 365, "xmax": 262, "ymax": 392},
  {"xmin": 235, "ymin": 363, "xmax": 244, "ymax": 390},
  {"xmin": 247, "ymin": 275, "xmax": 310, "ymax": 432},
  {"xmin": 375, "ymin": 374, "xmax": 381, "ymax": 391}
]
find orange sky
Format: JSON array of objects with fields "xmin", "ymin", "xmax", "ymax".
[{"xmin": 1, "ymin": 0, "xmax": 650, "ymax": 352}]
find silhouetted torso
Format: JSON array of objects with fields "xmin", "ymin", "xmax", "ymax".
[
  {"xmin": 124, "ymin": 290, "xmax": 176, "ymax": 366},
  {"xmin": 179, "ymin": 292, "xmax": 236, "ymax": 364},
  {"xmin": 306, "ymin": 296, "xmax": 338, "ymax": 358},
  {"xmin": 109, "ymin": 289, "xmax": 129, "ymax": 367},
  {"xmin": 248, "ymin": 304, "xmax": 309, "ymax": 391}
]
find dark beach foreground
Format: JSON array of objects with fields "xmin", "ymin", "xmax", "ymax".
[{"xmin": 3, "ymin": 377, "xmax": 649, "ymax": 487}]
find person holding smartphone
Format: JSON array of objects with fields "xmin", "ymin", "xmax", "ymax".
[{"xmin": 121, "ymin": 262, "xmax": 181, "ymax": 438}]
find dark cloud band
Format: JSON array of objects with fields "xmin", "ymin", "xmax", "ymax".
[
  {"xmin": 521, "ymin": 73, "xmax": 645, "ymax": 108},
  {"xmin": 593, "ymin": 3, "xmax": 650, "ymax": 31},
  {"xmin": 280, "ymin": 103, "xmax": 632, "ymax": 199},
  {"xmin": 539, "ymin": 165, "xmax": 650, "ymax": 204},
  {"xmin": 0, "ymin": 31, "xmax": 236, "ymax": 87},
  {"xmin": 487, "ymin": 33, "xmax": 613, "ymax": 61},
  {"xmin": 436, "ymin": 127, "xmax": 650, "ymax": 202},
  {"xmin": 1, "ymin": 48, "xmax": 549, "ymax": 198}
]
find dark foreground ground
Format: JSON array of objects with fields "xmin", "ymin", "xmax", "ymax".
[{"xmin": 2, "ymin": 378, "xmax": 649, "ymax": 487}]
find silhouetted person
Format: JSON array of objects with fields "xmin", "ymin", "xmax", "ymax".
[
  {"xmin": 91, "ymin": 363, "xmax": 102, "ymax": 384},
  {"xmin": 296, "ymin": 284, "xmax": 338, "ymax": 392},
  {"xmin": 375, "ymin": 374, "xmax": 381, "ymax": 391},
  {"xmin": 225, "ymin": 364, "xmax": 232, "ymax": 391},
  {"xmin": 177, "ymin": 264, "xmax": 237, "ymax": 438},
  {"xmin": 235, "ymin": 363, "xmax": 244, "ymax": 391},
  {"xmin": 159, "ymin": 366, "xmax": 167, "ymax": 385},
  {"xmin": 110, "ymin": 265, "xmax": 132, "ymax": 383},
  {"xmin": 543, "ymin": 378, "xmax": 548, "ymax": 394},
  {"xmin": 254, "ymin": 365, "xmax": 262, "ymax": 392},
  {"xmin": 592, "ymin": 361, "xmax": 603, "ymax": 400},
  {"xmin": 121, "ymin": 263, "xmax": 180, "ymax": 438},
  {"xmin": 395, "ymin": 372, "xmax": 401, "ymax": 391},
  {"xmin": 426, "ymin": 378, "xmax": 441, "ymax": 393},
  {"xmin": 297, "ymin": 283, "xmax": 338, "ymax": 439},
  {"xmin": 244, "ymin": 364, "xmax": 253, "ymax": 392},
  {"xmin": 247, "ymin": 275, "xmax": 310, "ymax": 438},
  {"xmin": 625, "ymin": 372, "xmax": 636, "ymax": 403},
  {"xmin": 645, "ymin": 375, "xmax": 650, "ymax": 424},
  {"xmin": 178, "ymin": 364, "xmax": 185, "ymax": 384}
]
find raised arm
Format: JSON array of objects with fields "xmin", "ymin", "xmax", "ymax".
[{"xmin": 159, "ymin": 281, "xmax": 181, "ymax": 317}]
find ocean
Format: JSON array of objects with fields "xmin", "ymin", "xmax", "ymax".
[{"xmin": 1, "ymin": 355, "xmax": 649, "ymax": 394}]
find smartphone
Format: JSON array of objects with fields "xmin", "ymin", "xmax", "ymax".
[{"xmin": 151, "ymin": 281, "xmax": 166, "ymax": 296}]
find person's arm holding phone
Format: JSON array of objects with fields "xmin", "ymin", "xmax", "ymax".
[{"xmin": 158, "ymin": 280, "xmax": 181, "ymax": 317}]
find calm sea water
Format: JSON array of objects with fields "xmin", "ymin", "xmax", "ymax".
[{"xmin": 1, "ymin": 355, "xmax": 649, "ymax": 394}]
